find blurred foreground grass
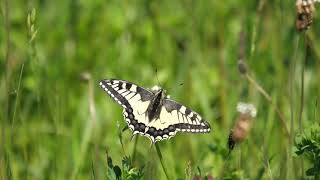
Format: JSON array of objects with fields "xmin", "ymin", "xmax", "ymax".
[{"xmin": 1, "ymin": 0, "xmax": 320, "ymax": 179}]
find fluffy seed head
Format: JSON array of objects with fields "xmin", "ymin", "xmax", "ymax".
[{"xmin": 228, "ymin": 102, "xmax": 257, "ymax": 150}]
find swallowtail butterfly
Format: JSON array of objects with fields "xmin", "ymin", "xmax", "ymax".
[{"xmin": 99, "ymin": 79, "xmax": 211, "ymax": 143}]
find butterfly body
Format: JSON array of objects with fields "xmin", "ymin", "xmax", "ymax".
[
  {"xmin": 99, "ymin": 79, "xmax": 211, "ymax": 143},
  {"xmin": 146, "ymin": 89, "xmax": 165, "ymax": 122}
]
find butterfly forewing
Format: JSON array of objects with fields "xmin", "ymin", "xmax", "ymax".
[{"xmin": 99, "ymin": 79, "xmax": 152, "ymax": 133}]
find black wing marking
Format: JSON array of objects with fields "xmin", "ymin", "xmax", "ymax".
[
  {"xmin": 144, "ymin": 99, "xmax": 211, "ymax": 142},
  {"xmin": 99, "ymin": 79, "xmax": 153, "ymax": 107}
]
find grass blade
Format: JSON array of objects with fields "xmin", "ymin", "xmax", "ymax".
[{"xmin": 155, "ymin": 143, "xmax": 170, "ymax": 180}]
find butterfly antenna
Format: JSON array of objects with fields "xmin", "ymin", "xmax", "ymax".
[
  {"xmin": 155, "ymin": 68, "xmax": 163, "ymax": 88},
  {"xmin": 166, "ymin": 82, "xmax": 184, "ymax": 98}
]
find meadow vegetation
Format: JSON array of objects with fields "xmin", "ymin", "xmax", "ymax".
[{"xmin": 0, "ymin": 0, "xmax": 320, "ymax": 179}]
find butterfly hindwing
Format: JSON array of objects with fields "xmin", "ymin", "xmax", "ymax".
[
  {"xmin": 163, "ymin": 99, "xmax": 211, "ymax": 133},
  {"xmin": 144, "ymin": 99, "xmax": 211, "ymax": 142}
]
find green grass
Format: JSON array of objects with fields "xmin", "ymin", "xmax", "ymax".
[{"xmin": 1, "ymin": 0, "xmax": 320, "ymax": 179}]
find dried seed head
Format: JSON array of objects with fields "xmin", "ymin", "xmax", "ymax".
[
  {"xmin": 231, "ymin": 113, "xmax": 252, "ymax": 142},
  {"xmin": 238, "ymin": 59, "xmax": 247, "ymax": 75},
  {"xmin": 295, "ymin": 0, "xmax": 317, "ymax": 31},
  {"xmin": 296, "ymin": 12, "xmax": 313, "ymax": 31},
  {"xmin": 237, "ymin": 102, "xmax": 257, "ymax": 117},
  {"xmin": 228, "ymin": 102, "xmax": 257, "ymax": 150},
  {"xmin": 237, "ymin": 29, "xmax": 247, "ymax": 75},
  {"xmin": 296, "ymin": 0, "xmax": 316, "ymax": 14},
  {"xmin": 80, "ymin": 72, "xmax": 91, "ymax": 81}
]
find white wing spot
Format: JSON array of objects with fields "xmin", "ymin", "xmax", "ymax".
[
  {"xmin": 122, "ymin": 91, "xmax": 131, "ymax": 96},
  {"xmin": 180, "ymin": 106, "xmax": 186, "ymax": 113},
  {"xmin": 117, "ymin": 89, "xmax": 126, "ymax": 94},
  {"xmin": 148, "ymin": 136, "xmax": 155, "ymax": 142},
  {"xmin": 125, "ymin": 92, "xmax": 136, "ymax": 100},
  {"xmin": 130, "ymin": 85, "xmax": 137, "ymax": 92},
  {"xmin": 186, "ymin": 117, "xmax": 192, "ymax": 124},
  {"xmin": 178, "ymin": 113, "xmax": 185, "ymax": 123}
]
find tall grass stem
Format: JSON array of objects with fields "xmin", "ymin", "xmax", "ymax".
[
  {"xmin": 11, "ymin": 63, "xmax": 24, "ymax": 127},
  {"xmin": 245, "ymin": 74, "xmax": 290, "ymax": 139},
  {"xmin": 155, "ymin": 143, "xmax": 170, "ymax": 180},
  {"xmin": 298, "ymin": 33, "xmax": 307, "ymax": 132}
]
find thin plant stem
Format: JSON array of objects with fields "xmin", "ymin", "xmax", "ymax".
[
  {"xmin": 119, "ymin": 126, "xmax": 127, "ymax": 156},
  {"xmin": 4, "ymin": 0, "xmax": 10, "ymax": 67},
  {"xmin": 290, "ymin": 33, "xmax": 303, "ymax": 177},
  {"xmin": 245, "ymin": 74, "xmax": 290, "ymax": 139},
  {"xmin": 218, "ymin": 150, "xmax": 232, "ymax": 179},
  {"xmin": 132, "ymin": 135, "xmax": 139, "ymax": 163},
  {"xmin": 298, "ymin": 32, "xmax": 308, "ymax": 178},
  {"xmin": 1, "ymin": 0, "xmax": 11, "ymax": 178},
  {"xmin": 0, "ymin": 3, "xmax": 3, "ymax": 18},
  {"xmin": 289, "ymin": 35, "xmax": 300, "ymax": 140},
  {"xmin": 11, "ymin": 63, "xmax": 25, "ymax": 127},
  {"xmin": 264, "ymin": 152, "xmax": 274, "ymax": 180},
  {"xmin": 5, "ymin": 153, "xmax": 12, "ymax": 180},
  {"xmin": 245, "ymin": 0, "xmax": 291, "ymax": 139},
  {"xmin": 298, "ymin": 33, "xmax": 307, "ymax": 132},
  {"xmin": 91, "ymin": 160, "xmax": 96, "ymax": 180},
  {"xmin": 71, "ymin": 74, "xmax": 96, "ymax": 180},
  {"xmin": 155, "ymin": 143, "xmax": 170, "ymax": 180},
  {"xmin": 88, "ymin": 76, "xmax": 98, "ymax": 179}
]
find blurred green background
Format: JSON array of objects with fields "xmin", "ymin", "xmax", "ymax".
[{"xmin": 1, "ymin": 0, "xmax": 320, "ymax": 179}]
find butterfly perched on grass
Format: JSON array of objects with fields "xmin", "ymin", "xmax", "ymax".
[{"xmin": 99, "ymin": 79, "xmax": 211, "ymax": 143}]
